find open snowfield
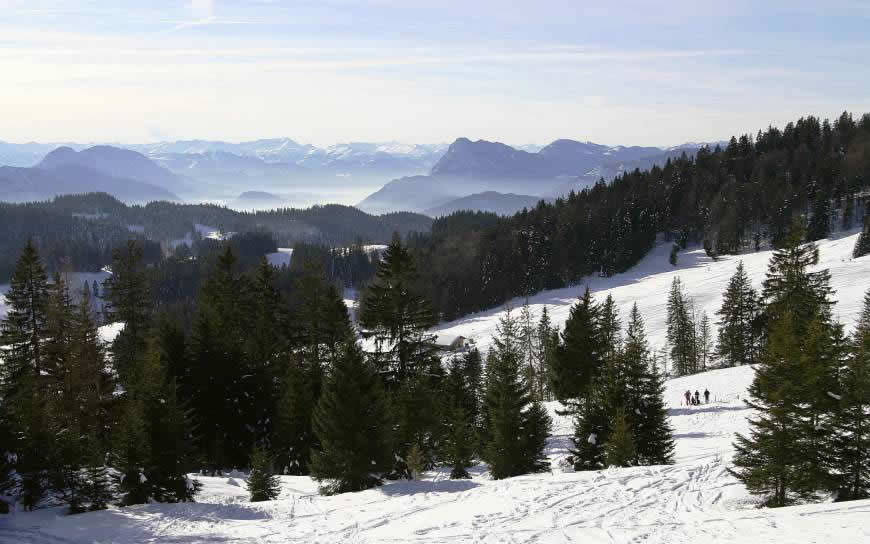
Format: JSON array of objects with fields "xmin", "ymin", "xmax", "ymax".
[{"xmin": 2, "ymin": 232, "xmax": 869, "ymax": 543}]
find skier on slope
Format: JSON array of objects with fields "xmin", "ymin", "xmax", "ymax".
[
  {"xmin": 704, "ymin": 389, "xmax": 710, "ymax": 404},
  {"xmin": 684, "ymin": 390, "xmax": 691, "ymax": 406},
  {"xmin": 694, "ymin": 390, "xmax": 701, "ymax": 406}
]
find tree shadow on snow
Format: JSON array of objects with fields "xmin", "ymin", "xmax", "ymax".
[
  {"xmin": 379, "ymin": 479, "xmax": 480, "ymax": 496},
  {"xmin": 673, "ymin": 432, "xmax": 710, "ymax": 439},
  {"xmin": 668, "ymin": 405, "xmax": 747, "ymax": 417}
]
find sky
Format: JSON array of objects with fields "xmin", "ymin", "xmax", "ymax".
[{"xmin": 1, "ymin": 0, "xmax": 869, "ymax": 147}]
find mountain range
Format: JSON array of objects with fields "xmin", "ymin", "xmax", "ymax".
[
  {"xmin": 0, "ymin": 137, "xmax": 721, "ymax": 213},
  {"xmin": 356, "ymin": 138, "xmax": 717, "ymax": 214}
]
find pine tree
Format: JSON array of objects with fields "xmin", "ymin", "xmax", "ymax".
[
  {"xmin": 445, "ymin": 404, "xmax": 473, "ymax": 479},
  {"xmin": 833, "ymin": 289, "xmax": 870, "ymax": 500},
  {"xmin": 518, "ymin": 301, "xmax": 538, "ymax": 399},
  {"xmin": 442, "ymin": 356, "xmax": 474, "ymax": 479},
  {"xmin": 762, "ymin": 219, "xmax": 834, "ymax": 337},
  {"xmin": 522, "ymin": 400, "xmax": 552, "ymax": 474},
  {"xmin": 535, "ymin": 306, "xmax": 556, "ymax": 401},
  {"xmin": 104, "ymin": 241, "xmax": 153, "ymax": 382},
  {"xmin": 310, "ymin": 340, "xmax": 392, "ymax": 495},
  {"xmin": 599, "ymin": 294, "xmax": 622, "ymax": 361},
  {"xmin": 571, "ymin": 376, "xmax": 612, "ymax": 471},
  {"xmin": 44, "ymin": 272, "xmax": 73, "ymax": 384},
  {"xmin": 459, "ymin": 349, "xmax": 485, "ymax": 454},
  {"xmin": 148, "ymin": 376, "xmax": 201, "ymax": 503},
  {"xmin": 273, "ymin": 354, "xmax": 316, "ymax": 475},
  {"xmin": 698, "ymin": 312, "xmax": 714, "ymax": 371},
  {"xmin": 733, "ymin": 218, "xmax": 840, "ymax": 507},
  {"xmin": 667, "ymin": 277, "xmax": 695, "ymax": 375},
  {"xmin": 247, "ymin": 447, "xmax": 281, "ymax": 502},
  {"xmin": 186, "ymin": 306, "xmax": 230, "ymax": 473},
  {"xmin": 550, "ymin": 288, "xmax": 603, "ymax": 402},
  {"xmin": 405, "ymin": 443, "xmax": 425, "ymax": 480},
  {"xmin": 358, "ymin": 236, "xmax": 437, "ymax": 383},
  {"xmin": 246, "ymin": 257, "xmax": 284, "ymax": 445},
  {"xmin": 52, "ymin": 288, "xmax": 114, "ymax": 513},
  {"xmin": 635, "ymin": 353, "xmax": 675, "ymax": 465},
  {"xmin": 0, "ymin": 241, "xmax": 52, "ymax": 510},
  {"xmin": 82, "ymin": 432, "xmax": 113, "ymax": 511},
  {"xmin": 112, "ymin": 397, "xmax": 150, "ymax": 505},
  {"xmin": 605, "ymin": 408, "xmax": 635, "ymax": 468},
  {"xmin": 732, "ymin": 313, "xmax": 807, "ymax": 506},
  {"xmin": 854, "ymin": 211, "xmax": 870, "ymax": 258},
  {"xmin": 624, "ymin": 304, "xmax": 675, "ymax": 466},
  {"xmin": 716, "ymin": 261, "xmax": 761, "ymax": 367},
  {"xmin": 483, "ymin": 309, "xmax": 550, "ymax": 479}
]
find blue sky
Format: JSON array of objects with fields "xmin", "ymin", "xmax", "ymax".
[{"xmin": 1, "ymin": 0, "xmax": 869, "ymax": 146}]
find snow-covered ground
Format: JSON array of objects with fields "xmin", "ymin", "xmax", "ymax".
[
  {"xmin": 3, "ymin": 365, "xmax": 868, "ymax": 543},
  {"xmin": 433, "ymin": 230, "xmax": 870, "ymax": 361},
  {"xmin": 2, "ymin": 232, "xmax": 869, "ymax": 543},
  {"xmin": 265, "ymin": 248, "xmax": 293, "ymax": 268},
  {"xmin": 0, "ymin": 270, "xmax": 111, "ymax": 320}
]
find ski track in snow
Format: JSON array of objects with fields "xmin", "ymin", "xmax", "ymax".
[{"xmin": 3, "ymin": 233, "xmax": 870, "ymax": 543}]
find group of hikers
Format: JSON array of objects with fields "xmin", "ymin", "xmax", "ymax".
[{"xmin": 683, "ymin": 389, "xmax": 710, "ymax": 406}]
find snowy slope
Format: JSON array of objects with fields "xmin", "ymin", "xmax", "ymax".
[
  {"xmin": 3, "ymin": 232, "xmax": 869, "ymax": 543},
  {"xmin": 432, "ymin": 230, "xmax": 870, "ymax": 361}
]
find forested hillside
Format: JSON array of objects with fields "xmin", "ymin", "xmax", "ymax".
[
  {"xmin": 409, "ymin": 113, "xmax": 870, "ymax": 321},
  {"xmin": 0, "ymin": 194, "xmax": 431, "ymax": 279}
]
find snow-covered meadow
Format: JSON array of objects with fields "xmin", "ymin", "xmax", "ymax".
[{"xmin": 2, "ymin": 232, "xmax": 869, "ymax": 543}]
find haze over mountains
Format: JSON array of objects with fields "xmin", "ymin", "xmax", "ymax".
[
  {"xmin": 0, "ymin": 136, "xmax": 719, "ymax": 215},
  {"xmin": 356, "ymin": 137, "xmax": 716, "ymax": 214}
]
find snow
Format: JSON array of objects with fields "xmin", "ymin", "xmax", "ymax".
[
  {"xmin": 3, "ymin": 232, "xmax": 870, "ymax": 542},
  {"xmin": 4, "ymin": 364, "xmax": 869, "ymax": 542},
  {"xmin": 98, "ymin": 322, "xmax": 125, "ymax": 344},
  {"xmin": 265, "ymin": 248, "xmax": 293, "ymax": 268},
  {"xmin": 1, "ymin": 270, "xmax": 111, "ymax": 320},
  {"xmin": 431, "ymin": 230, "xmax": 870, "ymax": 363}
]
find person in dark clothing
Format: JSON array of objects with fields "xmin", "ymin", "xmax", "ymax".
[
  {"xmin": 704, "ymin": 389, "xmax": 710, "ymax": 404},
  {"xmin": 693, "ymin": 390, "xmax": 701, "ymax": 405},
  {"xmin": 684, "ymin": 390, "xmax": 691, "ymax": 406}
]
